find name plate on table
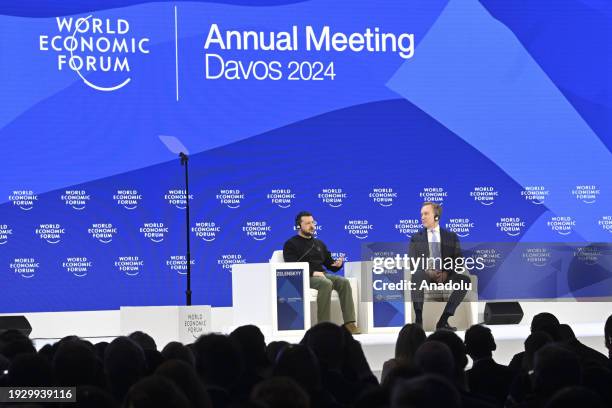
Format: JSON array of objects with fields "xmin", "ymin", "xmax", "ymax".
[
  {"xmin": 271, "ymin": 266, "xmax": 310, "ymax": 335},
  {"xmin": 372, "ymin": 267, "xmax": 407, "ymax": 328}
]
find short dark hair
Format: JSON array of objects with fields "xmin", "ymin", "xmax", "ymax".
[
  {"xmin": 302, "ymin": 322, "xmax": 345, "ymax": 370},
  {"xmin": 427, "ymin": 330, "xmax": 468, "ymax": 370},
  {"xmin": 531, "ymin": 312, "xmax": 561, "ymax": 340},
  {"xmin": 395, "ymin": 323, "xmax": 426, "ymax": 361},
  {"xmin": 464, "ymin": 324, "xmax": 496, "ymax": 359},
  {"xmin": 129, "ymin": 331, "xmax": 157, "ymax": 351},
  {"xmin": 295, "ymin": 211, "xmax": 313, "ymax": 228}
]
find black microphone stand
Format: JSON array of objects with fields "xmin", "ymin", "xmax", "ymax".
[{"xmin": 179, "ymin": 152, "xmax": 192, "ymax": 306}]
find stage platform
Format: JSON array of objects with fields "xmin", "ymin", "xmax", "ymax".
[{"xmin": 5, "ymin": 302, "xmax": 609, "ymax": 380}]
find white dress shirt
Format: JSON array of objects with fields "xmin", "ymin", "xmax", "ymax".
[
  {"xmin": 426, "ymin": 224, "xmax": 442, "ymax": 270},
  {"xmin": 427, "ymin": 225, "xmax": 441, "ymax": 246}
]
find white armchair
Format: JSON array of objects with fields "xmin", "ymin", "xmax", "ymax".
[
  {"xmin": 271, "ymin": 250, "xmax": 359, "ymax": 326},
  {"xmin": 419, "ymin": 274, "xmax": 479, "ymax": 331}
]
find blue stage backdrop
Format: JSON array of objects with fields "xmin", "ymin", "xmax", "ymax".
[{"xmin": 1, "ymin": 0, "xmax": 611, "ymax": 312}]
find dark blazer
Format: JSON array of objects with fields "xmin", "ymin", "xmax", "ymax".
[{"xmin": 408, "ymin": 227, "xmax": 463, "ymax": 275}]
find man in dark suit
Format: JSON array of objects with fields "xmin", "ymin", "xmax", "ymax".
[{"xmin": 409, "ymin": 202, "xmax": 472, "ymax": 331}]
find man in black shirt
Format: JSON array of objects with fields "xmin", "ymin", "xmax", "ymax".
[{"xmin": 283, "ymin": 211, "xmax": 360, "ymax": 334}]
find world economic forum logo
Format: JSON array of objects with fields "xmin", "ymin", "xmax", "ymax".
[
  {"xmin": 165, "ymin": 189, "xmax": 193, "ymax": 210},
  {"xmin": 267, "ymin": 188, "xmax": 295, "ymax": 208},
  {"xmin": 8, "ymin": 190, "xmax": 38, "ymax": 211},
  {"xmin": 114, "ymin": 189, "xmax": 142, "ymax": 210},
  {"xmin": 88, "ymin": 223, "xmax": 117, "ymax": 243},
  {"xmin": 369, "ymin": 187, "xmax": 397, "ymax": 207},
  {"xmin": 318, "ymin": 188, "xmax": 347, "ymax": 208},
  {"xmin": 599, "ymin": 216, "xmax": 612, "ymax": 234},
  {"xmin": 140, "ymin": 222, "xmax": 168, "ymax": 243},
  {"xmin": 166, "ymin": 255, "xmax": 196, "ymax": 275},
  {"xmin": 38, "ymin": 16, "xmax": 150, "ymax": 91},
  {"xmin": 61, "ymin": 190, "xmax": 90, "ymax": 210},
  {"xmin": 521, "ymin": 248, "xmax": 551, "ymax": 267},
  {"xmin": 470, "ymin": 186, "xmax": 498, "ymax": 206},
  {"xmin": 547, "ymin": 216, "xmax": 575, "ymax": 236},
  {"xmin": 62, "ymin": 257, "xmax": 92, "ymax": 277},
  {"xmin": 574, "ymin": 246, "xmax": 601, "ymax": 266},
  {"xmin": 571, "ymin": 185, "xmax": 600, "ymax": 204},
  {"xmin": 115, "ymin": 255, "xmax": 144, "ymax": 276},
  {"xmin": 10, "ymin": 258, "xmax": 39, "ymax": 279},
  {"xmin": 192, "ymin": 221, "xmax": 221, "ymax": 242},
  {"xmin": 217, "ymin": 254, "xmax": 247, "ymax": 273},
  {"xmin": 445, "ymin": 218, "xmax": 474, "ymax": 238},
  {"xmin": 184, "ymin": 313, "xmax": 208, "ymax": 340},
  {"xmin": 344, "ymin": 219, "xmax": 373, "ymax": 240},
  {"xmin": 217, "ymin": 189, "xmax": 244, "ymax": 209},
  {"xmin": 394, "ymin": 219, "xmax": 420, "ymax": 238},
  {"xmin": 35, "ymin": 223, "xmax": 65, "ymax": 244},
  {"xmin": 0, "ymin": 224, "xmax": 13, "ymax": 245},
  {"xmin": 243, "ymin": 221, "xmax": 271, "ymax": 241},
  {"xmin": 472, "ymin": 249, "xmax": 501, "ymax": 269},
  {"xmin": 419, "ymin": 187, "xmax": 447, "ymax": 204},
  {"xmin": 521, "ymin": 185, "xmax": 549, "ymax": 205},
  {"xmin": 496, "ymin": 217, "xmax": 525, "ymax": 237}
]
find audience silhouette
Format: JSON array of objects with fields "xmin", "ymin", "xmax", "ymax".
[{"xmin": 0, "ymin": 313, "xmax": 610, "ymax": 408}]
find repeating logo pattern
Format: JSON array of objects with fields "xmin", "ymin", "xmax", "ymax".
[
  {"xmin": 217, "ymin": 189, "xmax": 244, "ymax": 209},
  {"xmin": 521, "ymin": 186, "xmax": 549, "ymax": 205},
  {"xmin": 547, "ymin": 216, "xmax": 575, "ymax": 236},
  {"xmin": 61, "ymin": 190, "xmax": 90, "ymax": 210},
  {"xmin": 470, "ymin": 186, "xmax": 498, "ymax": 206},
  {"xmin": 0, "ymin": 224, "xmax": 13, "ymax": 245},
  {"xmin": 267, "ymin": 188, "xmax": 295, "ymax": 208},
  {"xmin": 114, "ymin": 189, "xmax": 142, "ymax": 210},
  {"xmin": 445, "ymin": 218, "xmax": 475, "ymax": 238},
  {"xmin": 496, "ymin": 217, "xmax": 525, "ymax": 237},
  {"xmin": 9, "ymin": 190, "xmax": 38, "ymax": 211},
  {"xmin": 36, "ymin": 223, "xmax": 65, "ymax": 244},
  {"xmin": 62, "ymin": 257, "xmax": 92, "ymax": 277},
  {"xmin": 369, "ymin": 187, "xmax": 397, "ymax": 207},
  {"xmin": 318, "ymin": 188, "xmax": 347, "ymax": 208},
  {"xmin": 88, "ymin": 223, "xmax": 117, "ymax": 243},
  {"xmin": 115, "ymin": 256, "xmax": 144, "ymax": 276}
]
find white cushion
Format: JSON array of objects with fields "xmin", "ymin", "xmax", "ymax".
[{"xmin": 270, "ymin": 250, "xmax": 284, "ymax": 262}]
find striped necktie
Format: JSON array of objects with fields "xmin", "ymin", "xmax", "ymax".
[{"xmin": 430, "ymin": 229, "xmax": 441, "ymax": 260}]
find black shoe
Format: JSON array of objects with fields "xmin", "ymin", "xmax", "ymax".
[{"xmin": 436, "ymin": 321, "xmax": 457, "ymax": 331}]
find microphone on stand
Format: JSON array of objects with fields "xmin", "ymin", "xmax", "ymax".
[{"xmin": 179, "ymin": 151, "xmax": 192, "ymax": 306}]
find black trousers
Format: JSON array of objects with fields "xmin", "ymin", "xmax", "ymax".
[{"xmin": 411, "ymin": 270, "xmax": 471, "ymax": 315}]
